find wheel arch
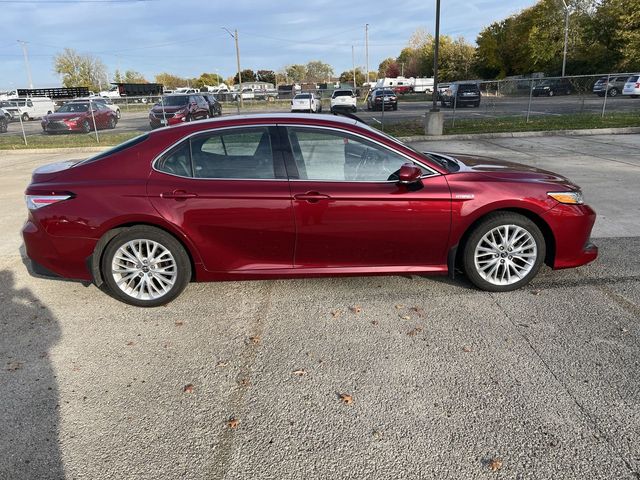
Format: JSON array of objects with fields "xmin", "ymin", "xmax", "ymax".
[
  {"xmin": 451, "ymin": 207, "xmax": 556, "ymax": 277},
  {"xmin": 88, "ymin": 221, "xmax": 201, "ymax": 287}
]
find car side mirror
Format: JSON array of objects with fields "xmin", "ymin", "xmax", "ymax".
[{"xmin": 398, "ymin": 163, "xmax": 423, "ymax": 185}]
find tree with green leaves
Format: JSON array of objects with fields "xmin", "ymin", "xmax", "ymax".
[
  {"xmin": 122, "ymin": 70, "xmax": 147, "ymax": 83},
  {"xmin": 54, "ymin": 48, "xmax": 108, "ymax": 91},
  {"xmin": 305, "ymin": 61, "xmax": 334, "ymax": 83},
  {"xmin": 339, "ymin": 68, "xmax": 365, "ymax": 87},
  {"xmin": 154, "ymin": 73, "xmax": 187, "ymax": 89},
  {"xmin": 284, "ymin": 64, "xmax": 306, "ymax": 83},
  {"xmin": 234, "ymin": 69, "xmax": 256, "ymax": 84},
  {"xmin": 256, "ymin": 70, "xmax": 276, "ymax": 84},
  {"xmin": 193, "ymin": 72, "xmax": 223, "ymax": 88}
]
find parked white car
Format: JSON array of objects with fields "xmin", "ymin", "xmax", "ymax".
[
  {"xmin": 3, "ymin": 97, "xmax": 55, "ymax": 121},
  {"xmin": 622, "ymin": 74, "xmax": 640, "ymax": 98},
  {"xmin": 70, "ymin": 97, "xmax": 121, "ymax": 119},
  {"xmin": 291, "ymin": 93, "xmax": 322, "ymax": 113},
  {"xmin": 330, "ymin": 89, "xmax": 357, "ymax": 113},
  {"xmin": 174, "ymin": 87, "xmax": 199, "ymax": 94}
]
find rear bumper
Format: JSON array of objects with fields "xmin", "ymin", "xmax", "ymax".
[
  {"xmin": 541, "ymin": 203, "xmax": 598, "ymax": 269},
  {"xmin": 22, "ymin": 218, "xmax": 95, "ymax": 282}
]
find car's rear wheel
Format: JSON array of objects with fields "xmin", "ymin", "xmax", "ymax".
[
  {"xmin": 463, "ymin": 212, "xmax": 545, "ymax": 292},
  {"xmin": 0, "ymin": 121, "xmax": 7, "ymax": 133},
  {"xmin": 609, "ymin": 88, "xmax": 618, "ymax": 97},
  {"xmin": 548, "ymin": 90, "xmax": 555, "ymax": 97},
  {"xmin": 108, "ymin": 117, "xmax": 116, "ymax": 129},
  {"xmin": 21, "ymin": 113, "xmax": 29, "ymax": 122},
  {"xmin": 81, "ymin": 120, "xmax": 91, "ymax": 133},
  {"xmin": 101, "ymin": 226, "xmax": 191, "ymax": 307}
]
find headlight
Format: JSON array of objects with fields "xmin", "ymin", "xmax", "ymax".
[{"xmin": 548, "ymin": 191, "xmax": 584, "ymax": 205}]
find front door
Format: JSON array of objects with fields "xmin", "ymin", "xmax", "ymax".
[
  {"xmin": 282, "ymin": 126, "xmax": 451, "ymax": 269},
  {"xmin": 147, "ymin": 126, "xmax": 295, "ymax": 272}
]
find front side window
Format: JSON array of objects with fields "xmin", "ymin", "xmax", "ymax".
[
  {"xmin": 156, "ymin": 127, "xmax": 277, "ymax": 179},
  {"xmin": 287, "ymin": 127, "xmax": 419, "ymax": 182}
]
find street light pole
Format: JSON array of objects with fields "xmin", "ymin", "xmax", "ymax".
[
  {"xmin": 17, "ymin": 40, "xmax": 34, "ymax": 89},
  {"xmin": 431, "ymin": 0, "xmax": 441, "ymax": 112},
  {"xmin": 222, "ymin": 27, "xmax": 242, "ymax": 113},
  {"xmin": 352, "ymin": 45, "xmax": 356, "ymax": 90},
  {"xmin": 561, "ymin": 0, "xmax": 569, "ymax": 77},
  {"xmin": 365, "ymin": 24, "xmax": 369, "ymax": 86}
]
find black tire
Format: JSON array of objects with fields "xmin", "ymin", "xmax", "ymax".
[
  {"xmin": 100, "ymin": 226, "xmax": 192, "ymax": 307},
  {"xmin": 108, "ymin": 116, "xmax": 116, "ymax": 129},
  {"xmin": 81, "ymin": 120, "xmax": 91, "ymax": 133},
  {"xmin": 462, "ymin": 212, "xmax": 546, "ymax": 292},
  {"xmin": 351, "ymin": 106, "xmax": 357, "ymax": 113},
  {"xmin": 609, "ymin": 88, "xmax": 619, "ymax": 97},
  {"xmin": 21, "ymin": 113, "xmax": 29, "ymax": 122},
  {"xmin": 392, "ymin": 104, "xmax": 398, "ymax": 111},
  {"xmin": 548, "ymin": 90, "xmax": 555, "ymax": 97},
  {"xmin": 474, "ymin": 101, "xmax": 480, "ymax": 108},
  {"xmin": 0, "ymin": 120, "xmax": 7, "ymax": 133}
]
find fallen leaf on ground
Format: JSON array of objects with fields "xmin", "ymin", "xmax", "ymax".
[
  {"xmin": 462, "ymin": 346, "xmax": 473, "ymax": 353},
  {"xmin": 530, "ymin": 290, "xmax": 541, "ymax": 296},
  {"xmin": 237, "ymin": 377, "xmax": 250, "ymax": 387},
  {"xmin": 330, "ymin": 310, "xmax": 342, "ymax": 319},
  {"xmin": 175, "ymin": 320, "xmax": 184, "ymax": 326},
  {"xmin": 249, "ymin": 336, "xmax": 261, "ymax": 345},
  {"xmin": 399, "ymin": 315, "xmax": 411, "ymax": 320},
  {"xmin": 216, "ymin": 360, "xmax": 228, "ymax": 368},
  {"xmin": 339, "ymin": 393, "xmax": 354, "ymax": 405},
  {"xmin": 410, "ymin": 306, "xmax": 425, "ymax": 317},
  {"xmin": 488, "ymin": 458, "xmax": 503, "ymax": 471},
  {"xmin": 407, "ymin": 327, "xmax": 423, "ymax": 337},
  {"xmin": 350, "ymin": 305, "xmax": 362, "ymax": 314},
  {"xmin": 182, "ymin": 384, "xmax": 194, "ymax": 394},
  {"xmin": 228, "ymin": 418, "xmax": 239, "ymax": 429},
  {"xmin": 395, "ymin": 304, "xmax": 405, "ymax": 309},
  {"xmin": 292, "ymin": 369, "xmax": 307, "ymax": 376},
  {"xmin": 371, "ymin": 320, "xmax": 379, "ymax": 326},
  {"xmin": 6, "ymin": 361, "xmax": 23, "ymax": 372},
  {"xmin": 126, "ymin": 341, "xmax": 135, "ymax": 346}
]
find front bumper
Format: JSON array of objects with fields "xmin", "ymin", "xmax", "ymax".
[{"xmin": 541, "ymin": 203, "xmax": 598, "ymax": 269}]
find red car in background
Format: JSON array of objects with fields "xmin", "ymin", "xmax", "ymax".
[
  {"xmin": 41, "ymin": 101, "xmax": 117, "ymax": 134},
  {"xmin": 23, "ymin": 114, "xmax": 597, "ymax": 307},
  {"xmin": 148, "ymin": 94, "xmax": 211, "ymax": 129}
]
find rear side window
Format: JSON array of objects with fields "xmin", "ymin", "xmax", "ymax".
[
  {"xmin": 155, "ymin": 127, "xmax": 277, "ymax": 180},
  {"xmin": 628, "ymin": 76, "xmax": 639, "ymax": 83}
]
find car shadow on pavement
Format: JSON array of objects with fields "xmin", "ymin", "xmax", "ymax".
[{"xmin": 0, "ymin": 269, "xmax": 65, "ymax": 479}]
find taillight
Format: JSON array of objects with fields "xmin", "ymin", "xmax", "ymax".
[
  {"xmin": 636, "ymin": 83, "xmax": 640, "ymax": 89},
  {"xmin": 25, "ymin": 192, "xmax": 74, "ymax": 210}
]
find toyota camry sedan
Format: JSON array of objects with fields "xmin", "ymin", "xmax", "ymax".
[{"xmin": 23, "ymin": 114, "xmax": 597, "ymax": 306}]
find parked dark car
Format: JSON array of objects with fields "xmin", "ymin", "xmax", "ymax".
[
  {"xmin": 592, "ymin": 76, "xmax": 629, "ymax": 97},
  {"xmin": 200, "ymin": 93, "xmax": 222, "ymax": 117},
  {"xmin": 22, "ymin": 114, "xmax": 597, "ymax": 307},
  {"xmin": 366, "ymin": 89, "xmax": 398, "ymax": 111},
  {"xmin": 149, "ymin": 94, "xmax": 211, "ymax": 129},
  {"xmin": 533, "ymin": 78, "xmax": 573, "ymax": 97},
  {"xmin": 440, "ymin": 83, "xmax": 481, "ymax": 108},
  {"xmin": 0, "ymin": 107, "xmax": 8, "ymax": 133},
  {"xmin": 41, "ymin": 101, "xmax": 117, "ymax": 133}
]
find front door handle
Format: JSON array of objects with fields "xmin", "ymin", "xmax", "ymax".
[
  {"xmin": 294, "ymin": 192, "xmax": 331, "ymax": 203},
  {"xmin": 161, "ymin": 190, "xmax": 198, "ymax": 200}
]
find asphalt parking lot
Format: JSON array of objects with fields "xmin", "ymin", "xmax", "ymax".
[
  {"xmin": 4, "ymin": 94, "xmax": 640, "ymax": 138},
  {"xmin": 1, "ymin": 134, "xmax": 639, "ymax": 479}
]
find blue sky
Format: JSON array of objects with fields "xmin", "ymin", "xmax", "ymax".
[{"xmin": 0, "ymin": 0, "xmax": 536, "ymax": 90}]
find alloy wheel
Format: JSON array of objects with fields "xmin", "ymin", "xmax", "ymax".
[
  {"xmin": 111, "ymin": 239, "xmax": 177, "ymax": 301},
  {"xmin": 473, "ymin": 224, "xmax": 537, "ymax": 286}
]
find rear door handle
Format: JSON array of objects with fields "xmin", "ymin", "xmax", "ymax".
[
  {"xmin": 161, "ymin": 190, "xmax": 198, "ymax": 200},
  {"xmin": 294, "ymin": 192, "xmax": 331, "ymax": 203}
]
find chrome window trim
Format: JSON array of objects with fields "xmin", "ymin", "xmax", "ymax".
[{"xmin": 151, "ymin": 122, "xmax": 441, "ymax": 183}]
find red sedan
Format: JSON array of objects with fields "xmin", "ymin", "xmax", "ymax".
[
  {"xmin": 41, "ymin": 101, "xmax": 117, "ymax": 133},
  {"xmin": 23, "ymin": 114, "xmax": 597, "ymax": 306}
]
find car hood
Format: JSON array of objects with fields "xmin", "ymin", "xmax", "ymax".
[
  {"xmin": 450, "ymin": 154, "xmax": 578, "ymax": 188},
  {"xmin": 44, "ymin": 112, "xmax": 87, "ymax": 121},
  {"xmin": 151, "ymin": 105, "xmax": 186, "ymax": 114}
]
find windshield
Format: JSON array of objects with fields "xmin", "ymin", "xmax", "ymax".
[
  {"xmin": 159, "ymin": 96, "xmax": 189, "ymax": 106},
  {"xmin": 57, "ymin": 103, "xmax": 89, "ymax": 113}
]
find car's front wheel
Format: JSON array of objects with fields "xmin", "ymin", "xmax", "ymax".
[
  {"xmin": 463, "ymin": 212, "xmax": 545, "ymax": 292},
  {"xmin": 101, "ymin": 226, "xmax": 192, "ymax": 307}
]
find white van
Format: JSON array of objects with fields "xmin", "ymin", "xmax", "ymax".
[
  {"xmin": 413, "ymin": 77, "xmax": 435, "ymax": 93},
  {"xmin": 5, "ymin": 97, "xmax": 55, "ymax": 121}
]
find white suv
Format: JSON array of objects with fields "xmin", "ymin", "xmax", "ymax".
[
  {"xmin": 622, "ymin": 74, "xmax": 640, "ymax": 98},
  {"xmin": 330, "ymin": 89, "xmax": 357, "ymax": 113},
  {"xmin": 291, "ymin": 93, "xmax": 322, "ymax": 113}
]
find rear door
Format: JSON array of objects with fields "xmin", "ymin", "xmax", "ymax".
[
  {"xmin": 147, "ymin": 126, "xmax": 296, "ymax": 272},
  {"xmin": 281, "ymin": 125, "xmax": 451, "ymax": 269}
]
